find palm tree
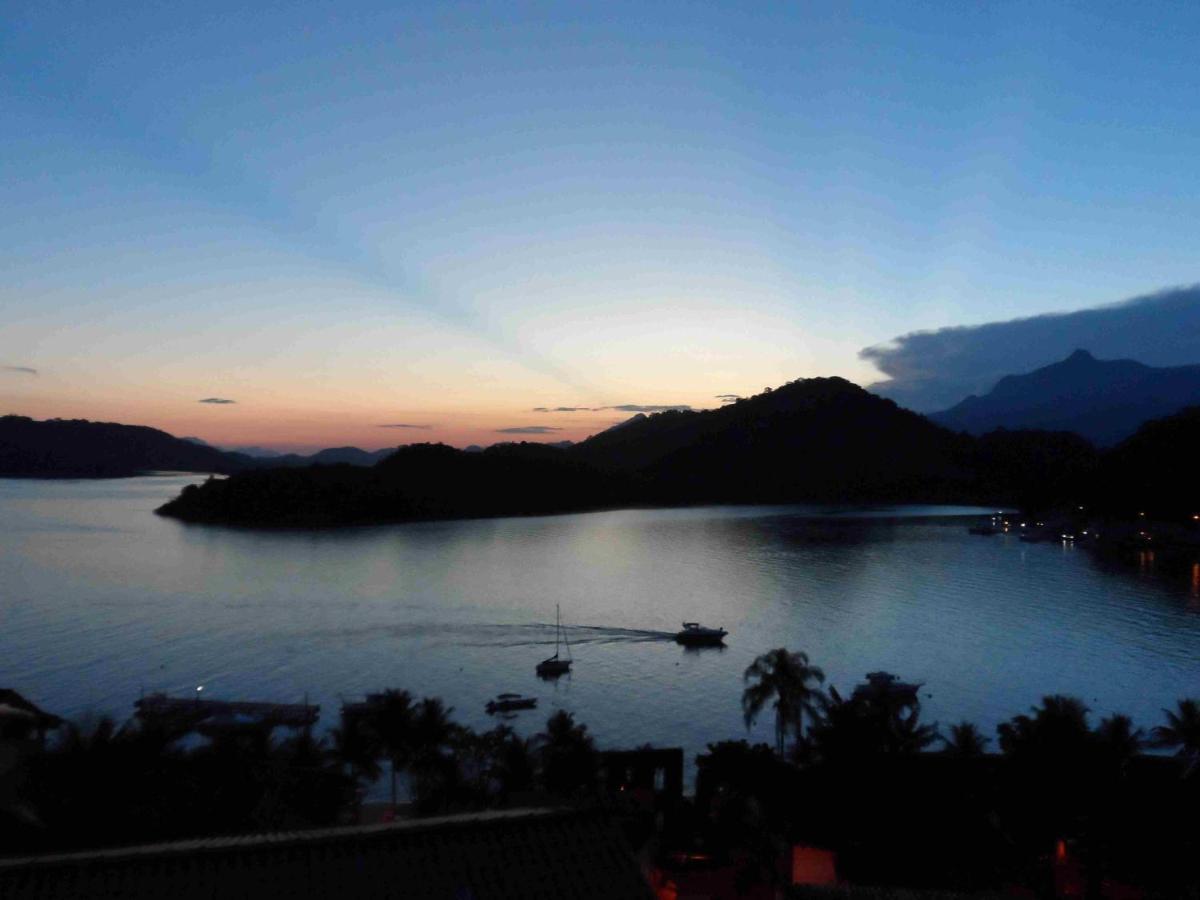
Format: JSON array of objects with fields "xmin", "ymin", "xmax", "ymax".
[
  {"xmin": 330, "ymin": 718, "xmax": 382, "ymax": 783},
  {"xmin": 410, "ymin": 698, "xmax": 455, "ymax": 755},
  {"xmin": 1152, "ymin": 698, "xmax": 1200, "ymax": 774},
  {"xmin": 807, "ymin": 684, "xmax": 938, "ymax": 762},
  {"xmin": 353, "ymin": 689, "xmax": 414, "ymax": 807},
  {"xmin": 890, "ymin": 707, "xmax": 940, "ymax": 754},
  {"xmin": 535, "ymin": 710, "xmax": 598, "ymax": 796},
  {"xmin": 742, "ymin": 648, "xmax": 825, "ymax": 756},
  {"xmin": 408, "ymin": 697, "xmax": 458, "ymax": 811},
  {"xmin": 997, "ymin": 694, "xmax": 1092, "ymax": 759},
  {"xmin": 942, "ymin": 721, "xmax": 989, "ymax": 757},
  {"xmin": 1094, "ymin": 713, "xmax": 1143, "ymax": 771},
  {"xmin": 481, "ymin": 724, "xmax": 536, "ymax": 801}
]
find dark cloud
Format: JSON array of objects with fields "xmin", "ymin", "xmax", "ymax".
[
  {"xmin": 532, "ymin": 406, "xmax": 593, "ymax": 412},
  {"xmin": 3, "ymin": 365, "xmax": 37, "ymax": 375},
  {"xmin": 377, "ymin": 423, "xmax": 432, "ymax": 429},
  {"xmin": 198, "ymin": 397, "xmax": 237, "ymax": 404},
  {"xmin": 715, "ymin": 394, "xmax": 740, "ymax": 403},
  {"xmin": 860, "ymin": 284, "xmax": 1200, "ymax": 412},
  {"xmin": 496, "ymin": 426, "xmax": 564, "ymax": 434}
]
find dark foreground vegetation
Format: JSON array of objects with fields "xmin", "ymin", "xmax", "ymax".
[
  {"xmin": 155, "ymin": 375, "xmax": 1191, "ymax": 528},
  {"xmin": 5, "ymin": 653, "xmax": 1200, "ymax": 896}
]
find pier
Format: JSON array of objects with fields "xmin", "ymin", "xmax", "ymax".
[{"xmin": 135, "ymin": 692, "xmax": 319, "ymax": 729}]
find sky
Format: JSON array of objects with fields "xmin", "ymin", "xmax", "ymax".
[{"xmin": 4, "ymin": 2, "xmax": 1200, "ymax": 450}]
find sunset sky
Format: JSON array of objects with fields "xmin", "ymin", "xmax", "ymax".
[{"xmin": 5, "ymin": 2, "xmax": 1200, "ymax": 451}]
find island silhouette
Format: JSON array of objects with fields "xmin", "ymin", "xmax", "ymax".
[
  {"xmin": 6, "ymin": 364, "xmax": 1198, "ymax": 527},
  {"xmin": 152, "ymin": 374, "xmax": 1198, "ymax": 527}
]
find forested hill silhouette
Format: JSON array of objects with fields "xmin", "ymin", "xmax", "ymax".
[
  {"xmin": 0, "ymin": 415, "xmax": 252, "ymax": 477},
  {"xmin": 157, "ymin": 376, "xmax": 1111, "ymax": 526},
  {"xmin": 257, "ymin": 446, "xmax": 396, "ymax": 468},
  {"xmin": 0, "ymin": 416, "xmax": 401, "ymax": 477},
  {"xmin": 931, "ymin": 350, "xmax": 1200, "ymax": 445},
  {"xmin": 157, "ymin": 441, "xmax": 638, "ymax": 526},
  {"xmin": 1099, "ymin": 406, "xmax": 1200, "ymax": 517},
  {"xmin": 571, "ymin": 376, "xmax": 974, "ymax": 502}
]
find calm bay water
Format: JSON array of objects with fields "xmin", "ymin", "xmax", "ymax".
[{"xmin": 3, "ymin": 474, "xmax": 1199, "ymax": 770}]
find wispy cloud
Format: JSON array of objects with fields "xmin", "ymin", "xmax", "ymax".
[
  {"xmin": 532, "ymin": 403, "xmax": 692, "ymax": 413},
  {"xmin": 198, "ymin": 397, "xmax": 237, "ymax": 404},
  {"xmin": 605, "ymin": 404, "xmax": 692, "ymax": 413},
  {"xmin": 716, "ymin": 394, "xmax": 740, "ymax": 403},
  {"xmin": 3, "ymin": 365, "xmax": 38, "ymax": 375},
  {"xmin": 377, "ymin": 423, "xmax": 432, "ymax": 429},
  {"xmin": 861, "ymin": 284, "xmax": 1200, "ymax": 412},
  {"xmin": 496, "ymin": 425, "xmax": 564, "ymax": 434}
]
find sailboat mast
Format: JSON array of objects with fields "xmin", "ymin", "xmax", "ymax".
[{"xmin": 555, "ymin": 604, "xmax": 561, "ymax": 658}]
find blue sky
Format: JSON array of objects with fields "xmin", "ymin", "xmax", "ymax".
[{"xmin": 4, "ymin": 2, "xmax": 1199, "ymax": 447}]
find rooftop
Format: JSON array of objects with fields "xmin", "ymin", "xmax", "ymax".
[{"xmin": 0, "ymin": 807, "xmax": 653, "ymax": 899}]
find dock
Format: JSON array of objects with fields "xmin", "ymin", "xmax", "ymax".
[{"xmin": 135, "ymin": 692, "xmax": 320, "ymax": 729}]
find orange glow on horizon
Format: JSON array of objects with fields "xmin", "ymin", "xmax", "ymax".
[{"xmin": 0, "ymin": 394, "xmax": 664, "ymax": 453}]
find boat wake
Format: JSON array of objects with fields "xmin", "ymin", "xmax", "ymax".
[
  {"xmin": 559, "ymin": 624, "xmax": 677, "ymax": 645},
  {"xmin": 459, "ymin": 623, "xmax": 677, "ymax": 648},
  {"xmin": 313, "ymin": 621, "xmax": 677, "ymax": 648}
]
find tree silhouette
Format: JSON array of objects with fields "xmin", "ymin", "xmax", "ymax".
[
  {"xmin": 941, "ymin": 721, "xmax": 989, "ymax": 757},
  {"xmin": 807, "ymin": 684, "xmax": 938, "ymax": 763},
  {"xmin": 1152, "ymin": 698, "xmax": 1200, "ymax": 774},
  {"xmin": 483, "ymin": 724, "xmax": 536, "ymax": 801},
  {"xmin": 742, "ymin": 648, "xmax": 826, "ymax": 756},
  {"xmin": 270, "ymin": 729, "xmax": 353, "ymax": 827},
  {"xmin": 694, "ymin": 741, "xmax": 792, "ymax": 893},
  {"xmin": 407, "ymin": 697, "xmax": 458, "ymax": 811},
  {"xmin": 330, "ymin": 716, "xmax": 382, "ymax": 784},
  {"xmin": 995, "ymin": 695, "xmax": 1097, "ymax": 859},
  {"xmin": 535, "ymin": 710, "xmax": 598, "ymax": 797},
  {"xmin": 997, "ymin": 694, "xmax": 1092, "ymax": 760},
  {"xmin": 351, "ymin": 690, "xmax": 415, "ymax": 807},
  {"xmin": 1094, "ymin": 713, "xmax": 1144, "ymax": 773}
]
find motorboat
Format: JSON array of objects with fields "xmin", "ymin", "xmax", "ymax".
[
  {"xmin": 486, "ymin": 693, "xmax": 537, "ymax": 714},
  {"xmin": 536, "ymin": 604, "xmax": 573, "ymax": 678},
  {"xmin": 674, "ymin": 622, "xmax": 728, "ymax": 646}
]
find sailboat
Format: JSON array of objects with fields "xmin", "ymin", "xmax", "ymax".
[{"xmin": 536, "ymin": 604, "xmax": 573, "ymax": 678}]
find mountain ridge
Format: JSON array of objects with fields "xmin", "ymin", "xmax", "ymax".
[
  {"xmin": 931, "ymin": 350, "xmax": 1200, "ymax": 445},
  {"xmin": 156, "ymin": 376, "xmax": 1036, "ymax": 526},
  {"xmin": 0, "ymin": 416, "xmax": 403, "ymax": 477},
  {"xmin": 0, "ymin": 415, "xmax": 251, "ymax": 478}
]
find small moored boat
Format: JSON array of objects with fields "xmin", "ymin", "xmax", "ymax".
[
  {"xmin": 486, "ymin": 693, "xmax": 537, "ymax": 714},
  {"xmin": 674, "ymin": 622, "xmax": 728, "ymax": 646}
]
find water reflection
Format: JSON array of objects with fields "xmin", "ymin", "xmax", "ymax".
[{"xmin": 3, "ymin": 476, "xmax": 1200, "ymax": 775}]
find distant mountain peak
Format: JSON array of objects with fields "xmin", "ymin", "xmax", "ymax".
[{"xmin": 932, "ymin": 351, "xmax": 1200, "ymax": 445}]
